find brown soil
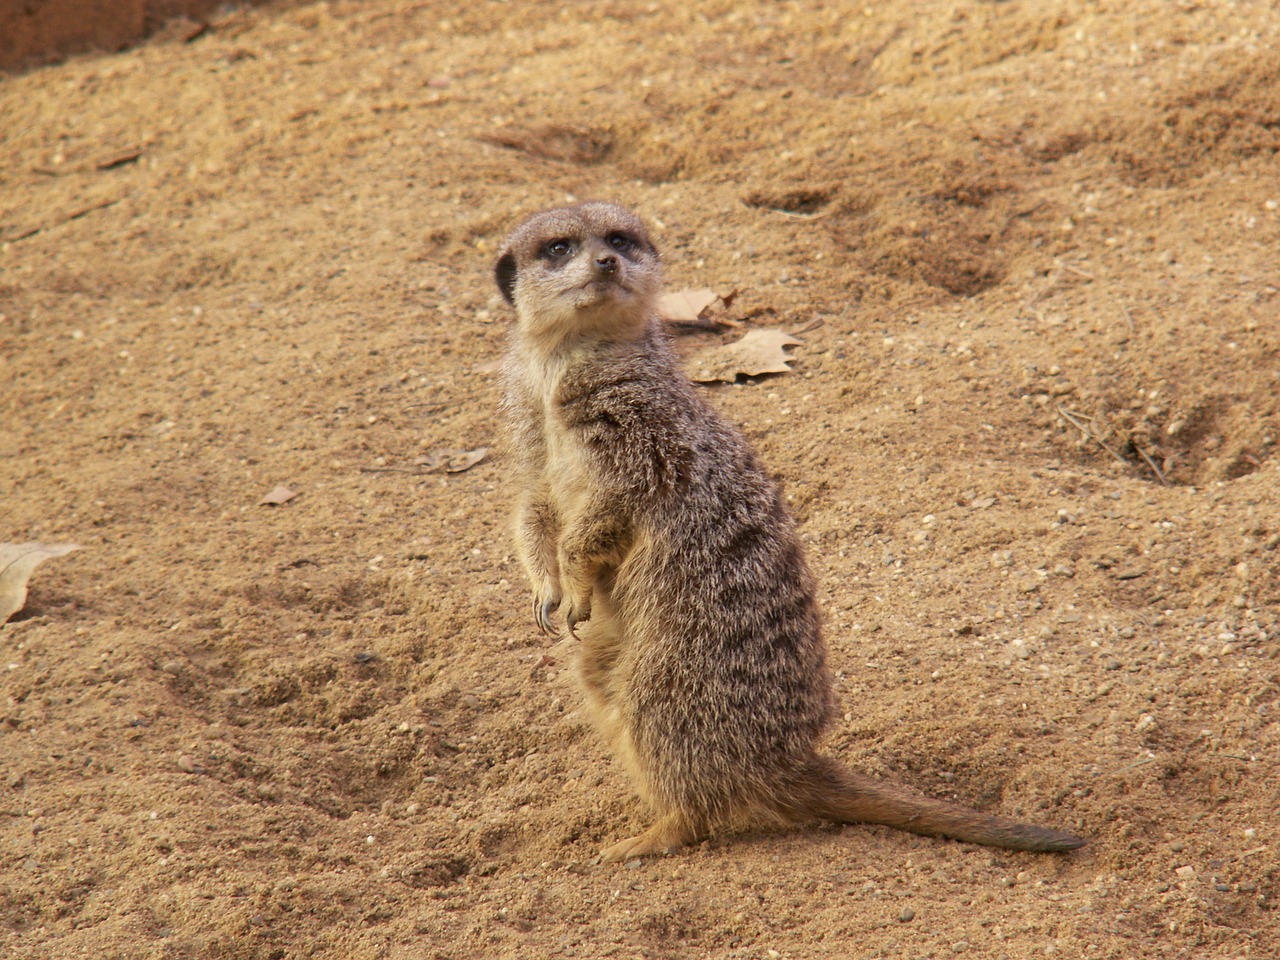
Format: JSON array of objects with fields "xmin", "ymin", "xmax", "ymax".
[
  {"xmin": 0, "ymin": 0, "xmax": 241, "ymax": 71},
  {"xmin": 2, "ymin": 2, "xmax": 1278, "ymax": 957}
]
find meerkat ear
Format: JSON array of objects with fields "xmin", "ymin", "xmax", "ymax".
[{"xmin": 495, "ymin": 252, "xmax": 518, "ymax": 305}]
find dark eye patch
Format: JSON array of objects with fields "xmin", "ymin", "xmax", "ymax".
[{"xmin": 606, "ymin": 232, "xmax": 636, "ymax": 253}]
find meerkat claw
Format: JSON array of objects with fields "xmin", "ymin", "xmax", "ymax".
[
  {"xmin": 566, "ymin": 608, "xmax": 589, "ymax": 637},
  {"xmin": 535, "ymin": 597, "xmax": 560, "ymax": 635}
]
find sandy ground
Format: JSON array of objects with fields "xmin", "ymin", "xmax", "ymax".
[{"xmin": 2, "ymin": 1, "xmax": 1278, "ymax": 957}]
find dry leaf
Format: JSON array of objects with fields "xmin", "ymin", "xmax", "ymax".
[
  {"xmin": 659, "ymin": 289, "xmax": 720, "ymax": 323},
  {"xmin": 259, "ymin": 484, "xmax": 298, "ymax": 506},
  {"xmin": 440, "ymin": 447, "xmax": 488, "ymax": 473},
  {"xmin": 690, "ymin": 329, "xmax": 803, "ymax": 383},
  {"xmin": 0, "ymin": 542, "xmax": 82, "ymax": 623},
  {"xmin": 659, "ymin": 288, "xmax": 742, "ymax": 330}
]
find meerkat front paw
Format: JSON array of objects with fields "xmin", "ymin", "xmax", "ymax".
[
  {"xmin": 532, "ymin": 587, "xmax": 562, "ymax": 635},
  {"xmin": 562, "ymin": 577, "xmax": 594, "ymax": 637},
  {"xmin": 564, "ymin": 594, "xmax": 592, "ymax": 637}
]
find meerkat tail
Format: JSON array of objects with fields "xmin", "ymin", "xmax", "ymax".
[{"xmin": 786, "ymin": 755, "xmax": 1086, "ymax": 853}]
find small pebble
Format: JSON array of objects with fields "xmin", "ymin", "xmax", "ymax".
[
  {"xmin": 177, "ymin": 754, "xmax": 197, "ymax": 773},
  {"xmin": 898, "ymin": 907, "xmax": 915, "ymax": 923},
  {"xmin": 1175, "ymin": 865, "xmax": 1196, "ymax": 879}
]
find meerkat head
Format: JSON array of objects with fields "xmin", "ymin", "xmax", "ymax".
[{"xmin": 494, "ymin": 202, "xmax": 662, "ymax": 344}]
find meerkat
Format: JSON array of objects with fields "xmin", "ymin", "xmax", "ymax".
[{"xmin": 495, "ymin": 201, "xmax": 1085, "ymax": 862}]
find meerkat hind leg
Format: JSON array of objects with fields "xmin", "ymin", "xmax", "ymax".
[{"xmin": 600, "ymin": 814, "xmax": 703, "ymax": 862}]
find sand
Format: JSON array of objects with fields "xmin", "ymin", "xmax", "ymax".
[{"xmin": 2, "ymin": 1, "xmax": 1277, "ymax": 956}]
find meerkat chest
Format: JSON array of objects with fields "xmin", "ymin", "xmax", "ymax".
[{"xmin": 517, "ymin": 354, "xmax": 593, "ymax": 495}]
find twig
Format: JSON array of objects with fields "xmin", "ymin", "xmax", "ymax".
[
  {"xmin": 993, "ymin": 201, "xmax": 1045, "ymax": 240},
  {"xmin": 1057, "ymin": 405, "xmax": 1128, "ymax": 465},
  {"xmin": 96, "ymin": 149, "xmax": 142, "ymax": 170},
  {"xmin": 403, "ymin": 392, "xmax": 483, "ymax": 414},
  {"xmin": 1021, "ymin": 276, "xmax": 1057, "ymax": 319},
  {"xmin": 1024, "ymin": 289, "xmax": 1048, "ymax": 310},
  {"xmin": 1096, "ymin": 756, "xmax": 1156, "ymax": 777},
  {"xmin": 1060, "ymin": 262, "xmax": 1096, "ymax": 281},
  {"xmin": 361, "ymin": 447, "xmax": 488, "ymax": 475},
  {"xmin": 770, "ymin": 207, "xmax": 835, "ymax": 221},
  {"xmin": 1120, "ymin": 303, "xmax": 1136, "ymax": 334},
  {"xmin": 853, "ymin": 25, "xmax": 905, "ymax": 71},
  {"xmin": 5, "ymin": 195, "xmax": 125, "ymax": 243},
  {"xmin": 1132, "ymin": 443, "xmax": 1168, "ymax": 485}
]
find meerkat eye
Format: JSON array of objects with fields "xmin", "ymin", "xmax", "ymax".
[
  {"xmin": 606, "ymin": 232, "xmax": 635, "ymax": 252},
  {"xmin": 544, "ymin": 239, "xmax": 573, "ymax": 259}
]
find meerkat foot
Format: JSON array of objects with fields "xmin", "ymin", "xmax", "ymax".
[{"xmin": 600, "ymin": 817, "xmax": 699, "ymax": 862}]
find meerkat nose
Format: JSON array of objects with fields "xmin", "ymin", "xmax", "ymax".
[{"xmin": 596, "ymin": 254, "xmax": 618, "ymax": 274}]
